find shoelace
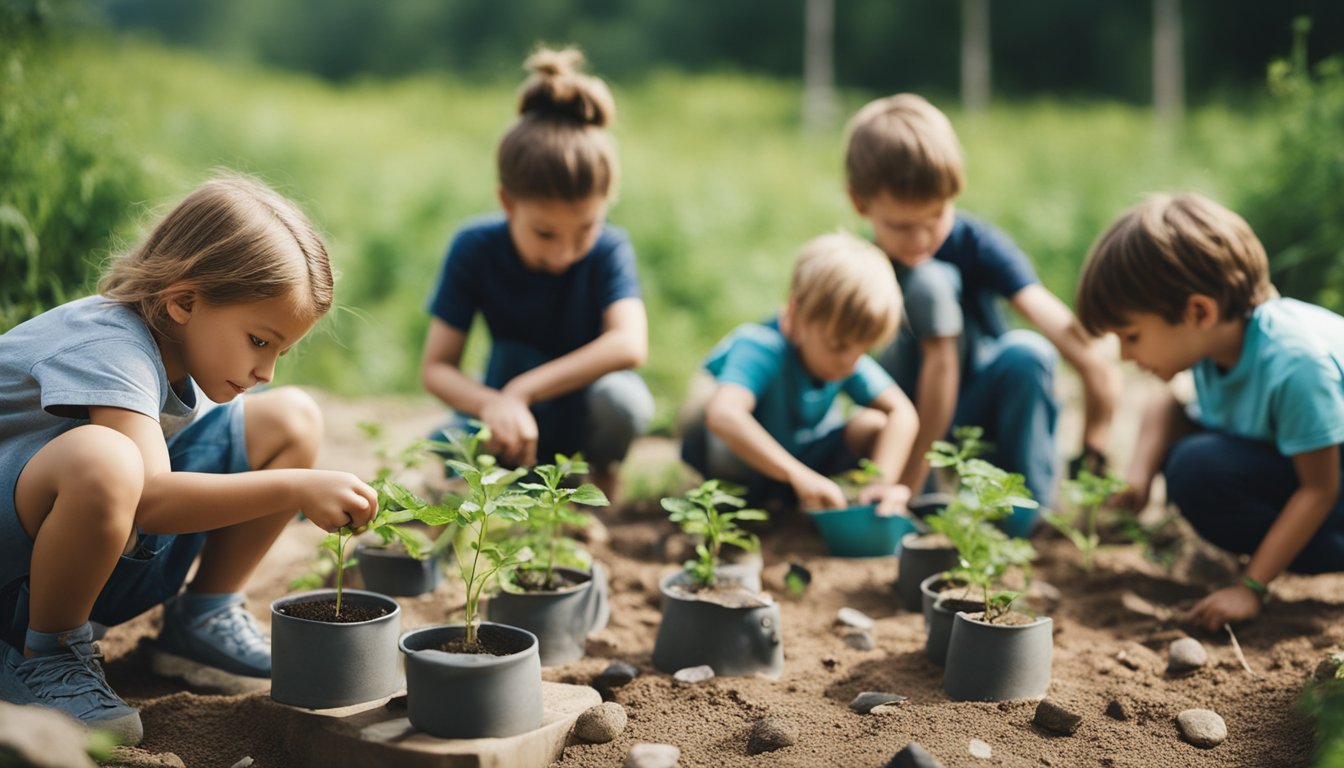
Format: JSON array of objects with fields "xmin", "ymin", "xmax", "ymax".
[
  {"xmin": 200, "ymin": 606, "xmax": 269, "ymax": 658},
  {"xmin": 18, "ymin": 641, "xmax": 124, "ymax": 715}
]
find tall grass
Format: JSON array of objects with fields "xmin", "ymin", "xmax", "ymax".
[{"xmin": 3, "ymin": 36, "xmax": 1280, "ymax": 428}]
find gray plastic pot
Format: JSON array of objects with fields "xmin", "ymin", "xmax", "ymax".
[
  {"xmin": 651, "ymin": 571, "xmax": 783, "ymax": 678},
  {"xmin": 919, "ymin": 572, "xmax": 969, "ymax": 630},
  {"xmin": 898, "ymin": 533, "xmax": 958, "ymax": 613},
  {"xmin": 943, "ymin": 612, "xmax": 1053, "ymax": 701},
  {"xmin": 270, "ymin": 589, "xmax": 403, "ymax": 709},
  {"xmin": 399, "ymin": 622, "xmax": 543, "ymax": 739},
  {"xmin": 925, "ymin": 590, "xmax": 983, "ymax": 666},
  {"xmin": 486, "ymin": 565, "xmax": 601, "ymax": 666},
  {"xmin": 355, "ymin": 543, "xmax": 442, "ymax": 597}
]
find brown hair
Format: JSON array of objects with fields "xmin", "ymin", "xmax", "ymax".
[
  {"xmin": 99, "ymin": 174, "xmax": 333, "ymax": 338},
  {"xmin": 790, "ymin": 232, "xmax": 902, "ymax": 348},
  {"xmin": 497, "ymin": 47, "xmax": 619, "ymax": 202},
  {"xmin": 844, "ymin": 93, "xmax": 964, "ymax": 203},
  {"xmin": 1075, "ymin": 192, "xmax": 1273, "ymax": 335}
]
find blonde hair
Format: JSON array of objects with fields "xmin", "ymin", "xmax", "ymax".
[
  {"xmin": 844, "ymin": 94, "xmax": 964, "ymax": 203},
  {"xmin": 99, "ymin": 174, "xmax": 333, "ymax": 338},
  {"xmin": 790, "ymin": 232, "xmax": 902, "ymax": 348},
  {"xmin": 497, "ymin": 47, "xmax": 619, "ymax": 202},
  {"xmin": 1076, "ymin": 192, "xmax": 1273, "ymax": 335}
]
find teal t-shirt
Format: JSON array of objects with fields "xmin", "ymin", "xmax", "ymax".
[
  {"xmin": 703, "ymin": 320, "xmax": 894, "ymax": 456},
  {"xmin": 1193, "ymin": 298, "xmax": 1344, "ymax": 456}
]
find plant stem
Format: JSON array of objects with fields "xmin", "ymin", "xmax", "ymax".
[
  {"xmin": 335, "ymin": 532, "xmax": 346, "ymax": 617},
  {"xmin": 546, "ymin": 504, "xmax": 557, "ymax": 588},
  {"xmin": 464, "ymin": 519, "xmax": 486, "ymax": 647}
]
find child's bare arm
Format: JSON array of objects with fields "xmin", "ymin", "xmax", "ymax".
[
  {"xmin": 89, "ymin": 406, "xmax": 377, "ymax": 535},
  {"xmin": 1011, "ymin": 284, "xmax": 1121, "ymax": 457},
  {"xmin": 1190, "ymin": 444, "xmax": 1340, "ymax": 630},
  {"xmin": 898, "ymin": 335, "xmax": 959, "ymax": 493},
  {"xmin": 704, "ymin": 383, "xmax": 845, "ymax": 510},
  {"xmin": 500, "ymin": 298, "xmax": 647, "ymax": 407},
  {"xmin": 864, "ymin": 385, "xmax": 919, "ymax": 486}
]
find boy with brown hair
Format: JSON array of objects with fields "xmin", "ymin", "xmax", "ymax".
[
  {"xmin": 844, "ymin": 93, "xmax": 1121, "ymax": 535},
  {"xmin": 1077, "ymin": 192, "xmax": 1344, "ymax": 630},
  {"xmin": 680, "ymin": 232, "xmax": 919, "ymax": 514}
]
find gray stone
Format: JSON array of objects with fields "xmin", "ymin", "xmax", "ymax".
[
  {"xmin": 673, "ymin": 665, "xmax": 715, "ymax": 684},
  {"xmin": 574, "ymin": 702, "xmax": 627, "ymax": 743},
  {"xmin": 228, "ymin": 759, "xmax": 253, "ymax": 768},
  {"xmin": 625, "ymin": 743, "xmax": 681, "ymax": 768},
  {"xmin": 1177, "ymin": 709, "xmax": 1227, "ymax": 748},
  {"xmin": 968, "ymin": 739, "xmax": 992, "ymax": 759},
  {"xmin": 1314, "ymin": 652, "xmax": 1344, "ymax": 682},
  {"xmin": 1104, "ymin": 699, "xmax": 1130, "ymax": 721},
  {"xmin": 1033, "ymin": 699, "xmax": 1082, "ymax": 735},
  {"xmin": 885, "ymin": 742, "xmax": 945, "ymax": 768},
  {"xmin": 1168, "ymin": 637, "xmax": 1209, "ymax": 674},
  {"xmin": 837, "ymin": 607, "xmax": 876, "ymax": 630},
  {"xmin": 843, "ymin": 631, "xmax": 875, "ymax": 650},
  {"xmin": 0, "ymin": 702, "xmax": 98, "ymax": 768},
  {"xmin": 849, "ymin": 691, "xmax": 908, "ymax": 714},
  {"xmin": 594, "ymin": 661, "xmax": 640, "ymax": 689},
  {"xmin": 746, "ymin": 716, "xmax": 798, "ymax": 755}
]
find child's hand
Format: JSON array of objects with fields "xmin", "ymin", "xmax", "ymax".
[
  {"xmin": 859, "ymin": 482, "xmax": 913, "ymax": 517},
  {"xmin": 300, "ymin": 471, "xmax": 379, "ymax": 533},
  {"xmin": 1188, "ymin": 584, "xmax": 1262, "ymax": 632},
  {"xmin": 480, "ymin": 391, "xmax": 539, "ymax": 467},
  {"xmin": 790, "ymin": 469, "xmax": 847, "ymax": 512},
  {"xmin": 1110, "ymin": 479, "xmax": 1149, "ymax": 513}
]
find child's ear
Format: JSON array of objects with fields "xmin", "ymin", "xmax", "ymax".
[
  {"xmin": 1185, "ymin": 294, "xmax": 1221, "ymax": 329},
  {"xmin": 497, "ymin": 187, "xmax": 515, "ymax": 216},
  {"xmin": 779, "ymin": 300, "xmax": 796, "ymax": 337},
  {"xmin": 847, "ymin": 185, "xmax": 868, "ymax": 216},
  {"xmin": 165, "ymin": 288, "xmax": 195, "ymax": 325}
]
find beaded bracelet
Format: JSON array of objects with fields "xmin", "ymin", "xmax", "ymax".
[{"xmin": 1241, "ymin": 575, "xmax": 1269, "ymax": 600}]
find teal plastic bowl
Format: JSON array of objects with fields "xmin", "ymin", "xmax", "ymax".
[{"xmin": 807, "ymin": 503, "xmax": 919, "ymax": 558}]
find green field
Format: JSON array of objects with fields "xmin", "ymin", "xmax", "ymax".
[{"xmin": 4, "ymin": 36, "xmax": 1280, "ymax": 428}]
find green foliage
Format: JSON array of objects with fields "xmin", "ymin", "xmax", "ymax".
[
  {"xmin": 509, "ymin": 453, "xmax": 609, "ymax": 590},
  {"xmin": 830, "ymin": 458, "xmax": 882, "ymax": 503},
  {"xmin": 1303, "ymin": 657, "xmax": 1344, "ymax": 768},
  {"xmin": 1241, "ymin": 17, "xmax": 1344, "ymax": 316},
  {"xmin": 1116, "ymin": 508, "xmax": 1181, "ymax": 567},
  {"xmin": 1045, "ymin": 468, "xmax": 1128, "ymax": 570},
  {"xmin": 661, "ymin": 480, "xmax": 769, "ymax": 590},
  {"xmin": 924, "ymin": 426, "xmax": 1038, "ymax": 621}
]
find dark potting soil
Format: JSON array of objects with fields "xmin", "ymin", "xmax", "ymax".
[
  {"xmin": 511, "ymin": 567, "xmax": 588, "ymax": 592},
  {"xmin": 433, "ymin": 625, "xmax": 531, "ymax": 656},
  {"xmin": 277, "ymin": 597, "xmax": 391, "ymax": 623}
]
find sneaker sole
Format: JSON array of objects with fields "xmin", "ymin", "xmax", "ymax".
[{"xmin": 149, "ymin": 648, "xmax": 270, "ymax": 695}]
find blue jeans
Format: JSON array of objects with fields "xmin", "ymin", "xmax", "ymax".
[
  {"xmin": 1165, "ymin": 431, "xmax": 1344, "ymax": 573},
  {"xmin": 954, "ymin": 330, "xmax": 1059, "ymax": 537},
  {"xmin": 1, "ymin": 397, "xmax": 250, "ymax": 649}
]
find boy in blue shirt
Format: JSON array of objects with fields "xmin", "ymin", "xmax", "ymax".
[
  {"xmin": 843, "ymin": 94, "xmax": 1121, "ymax": 535},
  {"xmin": 1077, "ymin": 193, "xmax": 1344, "ymax": 630},
  {"xmin": 681, "ymin": 233, "xmax": 919, "ymax": 514}
]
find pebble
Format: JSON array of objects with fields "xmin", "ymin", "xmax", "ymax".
[
  {"xmin": 968, "ymin": 739, "xmax": 993, "ymax": 759},
  {"xmin": 575, "ymin": 702, "xmax": 627, "ymax": 743},
  {"xmin": 746, "ymin": 716, "xmax": 798, "ymax": 755},
  {"xmin": 849, "ymin": 691, "xmax": 908, "ymax": 714},
  {"xmin": 229, "ymin": 760, "xmax": 253, "ymax": 768},
  {"xmin": 837, "ymin": 607, "xmax": 876, "ymax": 630},
  {"xmin": 1176, "ymin": 708, "xmax": 1227, "ymax": 748},
  {"xmin": 843, "ymin": 630, "xmax": 875, "ymax": 650},
  {"xmin": 594, "ymin": 660, "xmax": 640, "ymax": 689},
  {"xmin": 0, "ymin": 701, "xmax": 98, "ymax": 768},
  {"xmin": 1104, "ymin": 699, "xmax": 1130, "ymax": 721},
  {"xmin": 885, "ymin": 742, "xmax": 944, "ymax": 768},
  {"xmin": 625, "ymin": 743, "xmax": 681, "ymax": 768},
  {"xmin": 1033, "ymin": 699, "xmax": 1082, "ymax": 735},
  {"xmin": 1314, "ymin": 651, "xmax": 1344, "ymax": 682},
  {"xmin": 673, "ymin": 665, "xmax": 716, "ymax": 684},
  {"xmin": 1168, "ymin": 637, "xmax": 1209, "ymax": 674}
]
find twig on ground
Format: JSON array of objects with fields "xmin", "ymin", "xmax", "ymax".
[{"xmin": 1224, "ymin": 622, "xmax": 1259, "ymax": 677}]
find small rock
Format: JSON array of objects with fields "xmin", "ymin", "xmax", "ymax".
[
  {"xmin": 869, "ymin": 703, "xmax": 904, "ymax": 715},
  {"xmin": 747, "ymin": 716, "xmax": 798, "ymax": 755},
  {"xmin": 1168, "ymin": 637, "xmax": 1209, "ymax": 674},
  {"xmin": 849, "ymin": 691, "xmax": 908, "ymax": 714},
  {"xmin": 575, "ymin": 702, "xmax": 627, "ymax": 743},
  {"xmin": 1176, "ymin": 708, "xmax": 1227, "ymax": 748},
  {"xmin": 968, "ymin": 738, "xmax": 993, "ymax": 759},
  {"xmin": 1033, "ymin": 699, "xmax": 1082, "ymax": 735},
  {"xmin": 1104, "ymin": 699, "xmax": 1130, "ymax": 721},
  {"xmin": 822, "ymin": 656, "xmax": 839, "ymax": 670},
  {"xmin": 594, "ymin": 661, "xmax": 640, "ymax": 689},
  {"xmin": 1115, "ymin": 649, "xmax": 1143, "ymax": 670},
  {"xmin": 0, "ymin": 701, "xmax": 99, "ymax": 768},
  {"xmin": 1314, "ymin": 651, "xmax": 1344, "ymax": 682},
  {"xmin": 843, "ymin": 631, "xmax": 875, "ymax": 650},
  {"xmin": 229, "ymin": 759, "xmax": 253, "ymax": 768},
  {"xmin": 673, "ymin": 665, "xmax": 715, "ymax": 684},
  {"xmin": 625, "ymin": 743, "xmax": 681, "ymax": 768},
  {"xmin": 885, "ymin": 742, "xmax": 944, "ymax": 768},
  {"xmin": 111, "ymin": 748, "xmax": 188, "ymax": 768},
  {"xmin": 837, "ymin": 607, "xmax": 876, "ymax": 630}
]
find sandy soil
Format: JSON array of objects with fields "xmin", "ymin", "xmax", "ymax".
[{"xmin": 90, "ymin": 385, "xmax": 1344, "ymax": 768}]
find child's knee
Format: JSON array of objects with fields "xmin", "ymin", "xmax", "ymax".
[
  {"xmin": 994, "ymin": 331, "xmax": 1057, "ymax": 380},
  {"xmin": 250, "ymin": 386, "xmax": 323, "ymax": 455},
  {"xmin": 588, "ymin": 372, "xmax": 654, "ymax": 433},
  {"xmin": 57, "ymin": 426, "xmax": 144, "ymax": 531},
  {"xmin": 844, "ymin": 408, "xmax": 888, "ymax": 453}
]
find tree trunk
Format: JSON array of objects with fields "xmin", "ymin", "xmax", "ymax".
[
  {"xmin": 803, "ymin": 0, "xmax": 838, "ymax": 133},
  {"xmin": 961, "ymin": 0, "xmax": 991, "ymax": 114},
  {"xmin": 1153, "ymin": 0, "xmax": 1184, "ymax": 126}
]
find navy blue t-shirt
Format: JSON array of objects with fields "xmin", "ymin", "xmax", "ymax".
[
  {"xmin": 933, "ymin": 212, "xmax": 1039, "ymax": 342},
  {"xmin": 427, "ymin": 215, "xmax": 642, "ymax": 382}
]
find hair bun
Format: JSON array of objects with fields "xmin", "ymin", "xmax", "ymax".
[{"xmin": 517, "ymin": 47, "xmax": 614, "ymax": 128}]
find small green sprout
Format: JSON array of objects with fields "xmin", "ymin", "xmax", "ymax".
[
  {"xmin": 661, "ymin": 480, "xmax": 769, "ymax": 589},
  {"xmin": 830, "ymin": 459, "xmax": 883, "ymax": 503},
  {"xmin": 1045, "ymin": 468, "xmax": 1128, "ymax": 571},
  {"xmin": 510, "ymin": 453, "xmax": 609, "ymax": 590}
]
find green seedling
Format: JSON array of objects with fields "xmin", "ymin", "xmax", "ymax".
[
  {"xmin": 662, "ymin": 480, "xmax": 769, "ymax": 589},
  {"xmin": 508, "ymin": 453, "xmax": 609, "ymax": 591},
  {"xmin": 785, "ymin": 562, "xmax": 812, "ymax": 599},
  {"xmin": 1045, "ymin": 468, "xmax": 1128, "ymax": 571},
  {"xmin": 830, "ymin": 458, "xmax": 883, "ymax": 504}
]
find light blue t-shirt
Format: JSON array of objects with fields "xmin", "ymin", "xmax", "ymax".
[
  {"xmin": 1192, "ymin": 298, "xmax": 1344, "ymax": 456},
  {"xmin": 703, "ymin": 320, "xmax": 895, "ymax": 456}
]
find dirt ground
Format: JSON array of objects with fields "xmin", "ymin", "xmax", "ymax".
[{"xmin": 93, "ymin": 382, "xmax": 1344, "ymax": 768}]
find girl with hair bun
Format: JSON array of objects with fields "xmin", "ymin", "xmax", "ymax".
[{"xmin": 422, "ymin": 47, "xmax": 652, "ymax": 498}]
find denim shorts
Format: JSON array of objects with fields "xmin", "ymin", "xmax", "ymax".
[{"xmin": 0, "ymin": 397, "xmax": 250, "ymax": 645}]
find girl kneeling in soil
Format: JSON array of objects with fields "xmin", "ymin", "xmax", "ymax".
[
  {"xmin": 0, "ymin": 175, "xmax": 379, "ymax": 744},
  {"xmin": 421, "ymin": 47, "xmax": 653, "ymax": 501},
  {"xmin": 1076, "ymin": 193, "xmax": 1344, "ymax": 631}
]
